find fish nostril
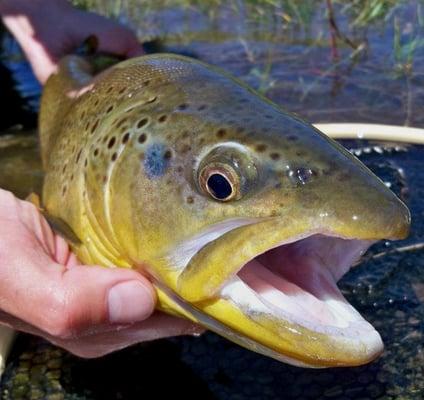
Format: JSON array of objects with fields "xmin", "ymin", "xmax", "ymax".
[{"xmin": 286, "ymin": 167, "xmax": 317, "ymax": 186}]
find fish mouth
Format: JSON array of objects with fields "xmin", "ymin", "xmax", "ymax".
[
  {"xmin": 227, "ymin": 233, "xmax": 373, "ymax": 338},
  {"xmin": 167, "ymin": 228, "xmax": 384, "ymax": 368}
]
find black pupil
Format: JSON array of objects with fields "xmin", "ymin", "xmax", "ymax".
[{"xmin": 207, "ymin": 174, "xmax": 233, "ymax": 200}]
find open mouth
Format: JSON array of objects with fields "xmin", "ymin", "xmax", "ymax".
[
  {"xmin": 168, "ymin": 227, "xmax": 386, "ymax": 367},
  {"xmin": 220, "ymin": 234, "xmax": 380, "ymax": 343}
]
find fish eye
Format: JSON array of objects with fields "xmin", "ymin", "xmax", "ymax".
[
  {"xmin": 196, "ymin": 145, "xmax": 258, "ymax": 202},
  {"xmin": 199, "ymin": 165, "xmax": 239, "ymax": 202}
]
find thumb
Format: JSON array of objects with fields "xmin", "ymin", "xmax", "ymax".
[{"xmin": 0, "ymin": 255, "xmax": 156, "ymax": 339}]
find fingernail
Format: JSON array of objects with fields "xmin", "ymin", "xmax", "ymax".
[{"xmin": 108, "ymin": 281, "xmax": 154, "ymax": 324}]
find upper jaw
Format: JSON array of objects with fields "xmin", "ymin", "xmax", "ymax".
[{"xmin": 175, "ymin": 215, "xmax": 381, "ymax": 303}]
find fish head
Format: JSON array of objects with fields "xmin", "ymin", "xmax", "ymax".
[{"xmin": 76, "ymin": 55, "xmax": 410, "ymax": 368}]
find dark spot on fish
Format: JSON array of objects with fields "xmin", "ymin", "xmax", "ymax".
[
  {"xmin": 186, "ymin": 196, "xmax": 194, "ymax": 204},
  {"xmin": 158, "ymin": 115, "xmax": 167, "ymax": 123},
  {"xmin": 91, "ymin": 119, "xmax": 99, "ymax": 134},
  {"xmin": 106, "ymin": 105, "xmax": 114, "ymax": 114},
  {"xmin": 239, "ymin": 98, "xmax": 249, "ymax": 104},
  {"xmin": 70, "ymin": 174, "xmax": 74, "ymax": 181},
  {"xmin": 178, "ymin": 103, "xmax": 188, "ymax": 111},
  {"xmin": 122, "ymin": 132, "xmax": 130, "ymax": 144},
  {"xmin": 102, "ymin": 135, "xmax": 109, "ymax": 144},
  {"xmin": 288, "ymin": 135, "xmax": 299, "ymax": 142},
  {"xmin": 296, "ymin": 151, "xmax": 306, "ymax": 157},
  {"xmin": 106, "ymin": 86, "xmax": 114, "ymax": 94},
  {"xmin": 138, "ymin": 133, "xmax": 147, "ymax": 143},
  {"xmin": 62, "ymin": 164, "xmax": 67, "ymax": 173},
  {"xmin": 147, "ymin": 96, "xmax": 157, "ymax": 104},
  {"xmin": 181, "ymin": 131, "xmax": 189, "ymax": 139},
  {"xmin": 111, "ymin": 152, "xmax": 118, "ymax": 162},
  {"xmin": 164, "ymin": 150, "xmax": 172, "ymax": 160},
  {"xmin": 85, "ymin": 121, "xmax": 90, "ymax": 131},
  {"xmin": 108, "ymin": 137, "xmax": 116, "ymax": 149},
  {"xmin": 177, "ymin": 166, "xmax": 184, "ymax": 174},
  {"xmin": 103, "ymin": 175, "xmax": 107, "ymax": 183},
  {"xmin": 216, "ymin": 129, "xmax": 227, "ymax": 138},
  {"xmin": 62, "ymin": 185, "xmax": 67, "ymax": 196},
  {"xmin": 84, "ymin": 158, "xmax": 88, "ymax": 167},
  {"xmin": 197, "ymin": 104, "xmax": 207, "ymax": 111},
  {"xmin": 94, "ymin": 148, "xmax": 99, "ymax": 157},
  {"xmin": 270, "ymin": 153, "xmax": 281, "ymax": 161},
  {"xmin": 118, "ymin": 87, "xmax": 126, "ymax": 95},
  {"xmin": 94, "ymin": 98, "xmax": 100, "ymax": 107},
  {"xmin": 143, "ymin": 80, "xmax": 150, "ymax": 86},
  {"xmin": 256, "ymin": 144, "xmax": 267, "ymax": 152},
  {"xmin": 265, "ymin": 114, "xmax": 274, "ymax": 120},
  {"xmin": 81, "ymin": 111, "xmax": 86, "ymax": 119},
  {"xmin": 144, "ymin": 143, "xmax": 170, "ymax": 178},
  {"xmin": 137, "ymin": 118, "xmax": 149, "ymax": 129}
]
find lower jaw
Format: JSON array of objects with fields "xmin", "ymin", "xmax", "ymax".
[{"xmin": 156, "ymin": 279, "xmax": 383, "ymax": 368}]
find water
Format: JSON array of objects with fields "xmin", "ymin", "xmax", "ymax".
[{"xmin": 0, "ymin": 1, "xmax": 423, "ymax": 399}]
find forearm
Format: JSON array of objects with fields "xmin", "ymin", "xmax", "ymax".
[{"xmin": 0, "ymin": 0, "xmax": 142, "ymax": 83}]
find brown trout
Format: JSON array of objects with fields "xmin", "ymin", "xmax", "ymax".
[{"xmin": 38, "ymin": 54, "xmax": 409, "ymax": 368}]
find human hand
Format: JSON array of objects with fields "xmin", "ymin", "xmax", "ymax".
[
  {"xmin": 0, "ymin": 0, "xmax": 143, "ymax": 84},
  {"xmin": 0, "ymin": 189, "xmax": 199, "ymax": 358}
]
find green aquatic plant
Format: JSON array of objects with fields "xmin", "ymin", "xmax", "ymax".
[
  {"xmin": 338, "ymin": 0, "xmax": 400, "ymax": 26},
  {"xmin": 393, "ymin": 10, "xmax": 424, "ymax": 76}
]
